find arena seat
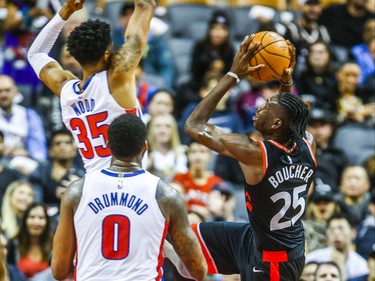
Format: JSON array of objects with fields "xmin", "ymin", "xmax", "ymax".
[{"xmin": 164, "ymin": 0, "xmax": 215, "ymax": 37}]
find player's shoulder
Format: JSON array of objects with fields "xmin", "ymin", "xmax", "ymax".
[
  {"xmin": 65, "ymin": 177, "xmax": 85, "ymax": 209},
  {"xmin": 156, "ymin": 179, "xmax": 186, "ymax": 220},
  {"xmin": 156, "ymin": 179, "xmax": 184, "ymax": 205}
]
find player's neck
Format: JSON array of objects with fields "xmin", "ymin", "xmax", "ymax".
[
  {"xmin": 80, "ymin": 64, "xmax": 105, "ymax": 85},
  {"xmin": 109, "ymin": 159, "xmax": 143, "ymax": 173}
]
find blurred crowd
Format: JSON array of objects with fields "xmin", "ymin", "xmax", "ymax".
[{"xmin": 0, "ymin": 0, "xmax": 374, "ymax": 280}]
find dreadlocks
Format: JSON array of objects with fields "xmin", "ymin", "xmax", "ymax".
[{"xmin": 278, "ymin": 92, "xmax": 309, "ymax": 149}]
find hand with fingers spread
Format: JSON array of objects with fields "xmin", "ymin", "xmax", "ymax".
[{"xmin": 230, "ymin": 35, "xmax": 265, "ymax": 79}]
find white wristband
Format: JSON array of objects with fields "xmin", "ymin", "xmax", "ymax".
[{"xmin": 226, "ymin": 71, "xmax": 240, "ymax": 83}]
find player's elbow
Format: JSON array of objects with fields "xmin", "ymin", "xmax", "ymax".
[
  {"xmin": 191, "ymin": 264, "xmax": 208, "ymax": 281},
  {"xmin": 184, "ymin": 116, "xmax": 199, "ymax": 137},
  {"xmin": 184, "ymin": 121, "xmax": 193, "ymax": 137}
]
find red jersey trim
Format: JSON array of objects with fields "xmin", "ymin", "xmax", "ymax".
[
  {"xmin": 258, "ymin": 141, "xmax": 268, "ymax": 174},
  {"xmin": 303, "ymin": 138, "xmax": 317, "ymax": 166},
  {"xmin": 262, "ymin": 250, "xmax": 288, "ymax": 281},
  {"xmin": 191, "ymin": 224, "xmax": 218, "ymax": 274},
  {"xmin": 267, "ymin": 140, "xmax": 297, "ymax": 154},
  {"xmin": 74, "ymin": 241, "xmax": 78, "ymax": 281},
  {"xmin": 124, "ymin": 107, "xmax": 137, "ymax": 115},
  {"xmin": 156, "ymin": 221, "xmax": 169, "ymax": 281}
]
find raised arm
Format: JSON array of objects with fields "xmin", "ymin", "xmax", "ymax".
[
  {"xmin": 51, "ymin": 178, "xmax": 83, "ymax": 280},
  {"xmin": 279, "ymin": 40, "xmax": 296, "ymax": 93},
  {"xmin": 27, "ymin": 0, "xmax": 83, "ymax": 96},
  {"xmin": 108, "ymin": 0, "xmax": 156, "ymax": 109},
  {"xmin": 157, "ymin": 180, "xmax": 207, "ymax": 281},
  {"xmin": 184, "ymin": 36, "xmax": 264, "ymax": 164}
]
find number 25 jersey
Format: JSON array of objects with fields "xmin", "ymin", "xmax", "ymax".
[
  {"xmin": 245, "ymin": 139, "xmax": 316, "ymax": 253},
  {"xmin": 74, "ymin": 169, "xmax": 168, "ymax": 281},
  {"xmin": 60, "ymin": 71, "xmax": 143, "ymax": 173}
]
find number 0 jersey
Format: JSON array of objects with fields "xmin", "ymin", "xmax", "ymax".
[
  {"xmin": 245, "ymin": 138, "xmax": 316, "ymax": 254},
  {"xmin": 60, "ymin": 71, "xmax": 144, "ymax": 173},
  {"xmin": 74, "ymin": 169, "xmax": 168, "ymax": 281}
]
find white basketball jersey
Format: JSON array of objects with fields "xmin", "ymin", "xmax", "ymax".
[
  {"xmin": 74, "ymin": 169, "xmax": 168, "ymax": 281},
  {"xmin": 60, "ymin": 71, "xmax": 144, "ymax": 173}
]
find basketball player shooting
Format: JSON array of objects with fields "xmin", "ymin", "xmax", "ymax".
[
  {"xmin": 170, "ymin": 36, "xmax": 317, "ymax": 280},
  {"xmin": 27, "ymin": 0, "xmax": 155, "ymax": 173}
]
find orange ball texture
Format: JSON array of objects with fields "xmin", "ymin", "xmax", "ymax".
[{"xmin": 248, "ymin": 31, "xmax": 291, "ymax": 82}]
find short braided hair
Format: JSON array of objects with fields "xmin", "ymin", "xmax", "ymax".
[
  {"xmin": 108, "ymin": 114, "xmax": 147, "ymax": 158},
  {"xmin": 277, "ymin": 92, "xmax": 309, "ymax": 149},
  {"xmin": 67, "ymin": 19, "xmax": 111, "ymax": 65}
]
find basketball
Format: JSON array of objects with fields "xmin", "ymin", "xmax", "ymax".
[{"xmin": 248, "ymin": 31, "xmax": 291, "ymax": 82}]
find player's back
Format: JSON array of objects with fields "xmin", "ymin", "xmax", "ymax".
[
  {"xmin": 74, "ymin": 169, "xmax": 167, "ymax": 281},
  {"xmin": 246, "ymin": 138, "xmax": 316, "ymax": 253},
  {"xmin": 60, "ymin": 71, "xmax": 142, "ymax": 173}
]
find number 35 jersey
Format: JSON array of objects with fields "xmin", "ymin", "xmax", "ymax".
[
  {"xmin": 245, "ymin": 139, "xmax": 316, "ymax": 253},
  {"xmin": 60, "ymin": 71, "xmax": 143, "ymax": 173},
  {"xmin": 74, "ymin": 169, "xmax": 168, "ymax": 281}
]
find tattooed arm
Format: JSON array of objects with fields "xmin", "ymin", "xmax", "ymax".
[
  {"xmin": 156, "ymin": 180, "xmax": 207, "ymax": 281},
  {"xmin": 108, "ymin": 0, "xmax": 156, "ymax": 109},
  {"xmin": 51, "ymin": 178, "xmax": 83, "ymax": 280}
]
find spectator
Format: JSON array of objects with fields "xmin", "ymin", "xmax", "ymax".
[
  {"xmin": 207, "ymin": 181, "xmax": 236, "ymax": 222},
  {"xmin": 283, "ymin": 0, "xmax": 330, "ymax": 74},
  {"xmin": 306, "ymin": 214, "xmax": 369, "ymax": 281},
  {"xmin": 364, "ymin": 154, "xmax": 375, "ymax": 189},
  {"xmin": 300, "ymin": 261, "xmax": 319, "ymax": 281},
  {"xmin": 2, "ymin": 0, "xmax": 55, "ymax": 102},
  {"xmin": 351, "ymin": 19, "xmax": 375, "ymax": 86},
  {"xmin": 1, "ymin": 180, "xmax": 34, "ymax": 239},
  {"xmin": 0, "ymin": 0, "xmax": 23, "ymax": 46},
  {"xmin": 368, "ymin": 251, "xmax": 375, "ymax": 281},
  {"xmin": 0, "ymin": 226, "xmax": 27, "ymax": 281},
  {"xmin": 295, "ymin": 41, "xmax": 338, "ymax": 112},
  {"xmin": 307, "ymin": 107, "xmax": 347, "ymax": 192},
  {"xmin": 147, "ymin": 113, "xmax": 188, "ymax": 182},
  {"xmin": 135, "ymin": 60, "xmax": 158, "ymax": 114},
  {"xmin": 9, "ymin": 203, "xmax": 52, "ymax": 278},
  {"xmin": 355, "ymin": 191, "xmax": 375, "ymax": 260},
  {"xmin": 315, "ymin": 261, "xmax": 342, "ymax": 281},
  {"xmin": 190, "ymin": 10, "xmax": 234, "ymax": 91},
  {"xmin": 172, "ymin": 141, "xmax": 222, "ymax": 220},
  {"xmin": 318, "ymin": 0, "xmax": 374, "ymax": 50},
  {"xmin": 335, "ymin": 62, "xmax": 374, "ymax": 124},
  {"xmin": 142, "ymin": 88, "xmax": 174, "ymax": 125},
  {"xmin": 336, "ymin": 165, "xmax": 371, "ymax": 227},
  {"xmin": 0, "ymin": 75, "xmax": 47, "ymax": 165},
  {"xmin": 304, "ymin": 185, "xmax": 340, "ymax": 253},
  {"xmin": 112, "ymin": 2, "xmax": 174, "ymax": 89},
  {"xmin": 0, "ymin": 130, "xmax": 21, "ymax": 207},
  {"xmin": 29, "ymin": 130, "xmax": 84, "ymax": 208}
]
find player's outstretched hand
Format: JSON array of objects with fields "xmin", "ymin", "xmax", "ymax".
[
  {"xmin": 281, "ymin": 40, "xmax": 296, "ymax": 80},
  {"xmin": 230, "ymin": 35, "xmax": 265, "ymax": 79}
]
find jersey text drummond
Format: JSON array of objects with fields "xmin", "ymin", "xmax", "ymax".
[{"xmin": 88, "ymin": 192, "xmax": 148, "ymax": 215}]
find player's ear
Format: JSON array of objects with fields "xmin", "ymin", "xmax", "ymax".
[{"xmin": 271, "ymin": 118, "xmax": 282, "ymax": 129}]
